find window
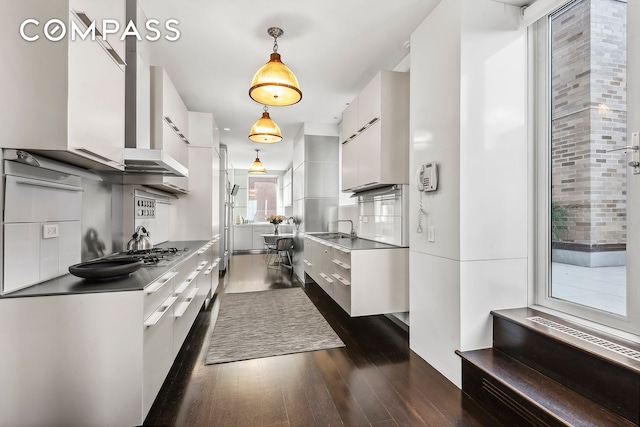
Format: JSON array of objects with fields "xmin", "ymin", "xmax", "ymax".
[
  {"xmin": 534, "ymin": 0, "xmax": 636, "ymax": 332},
  {"xmin": 247, "ymin": 176, "xmax": 278, "ymax": 223}
]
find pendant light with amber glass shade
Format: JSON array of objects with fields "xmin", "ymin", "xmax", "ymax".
[
  {"xmin": 248, "ymin": 106, "xmax": 282, "ymax": 143},
  {"xmin": 248, "ymin": 149, "xmax": 267, "ymax": 174},
  {"xmin": 249, "ymin": 27, "xmax": 302, "ymax": 107}
]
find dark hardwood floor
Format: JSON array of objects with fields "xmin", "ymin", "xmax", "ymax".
[{"xmin": 144, "ymin": 254, "xmax": 499, "ymax": 427}]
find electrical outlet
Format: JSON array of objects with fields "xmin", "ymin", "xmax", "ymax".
[
  {"xmin": 427, "ymin": 226, "xmax": 435, "ymax": 242},
  {"xmin": 43, "ymin": 223, "xmax": 59, "ymax": 239}
]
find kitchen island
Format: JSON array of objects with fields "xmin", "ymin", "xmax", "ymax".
[
  {"xmin": 0, "ymin": 239, "xmax": 219, "ymax": 427},
  {"xmin": 303, "ymin": 233, "xmax": 408, "ymax": 316}
]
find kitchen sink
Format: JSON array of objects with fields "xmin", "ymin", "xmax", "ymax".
[{"xmin": 313, "ymin": 233, "xmax": 352, "ymax": 240}]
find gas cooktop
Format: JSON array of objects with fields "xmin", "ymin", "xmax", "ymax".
[{"xmin": 107, "ymin": 247, "xmax": 189, "ymax": 267}]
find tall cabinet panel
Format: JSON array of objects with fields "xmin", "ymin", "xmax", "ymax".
[
  {"xmin": 150, "ymin": 67, "xmax": 190, "ymax": 193},
  {"xmin": 67, "ymin": 12, "xmax": 125, "ymax": 167}
]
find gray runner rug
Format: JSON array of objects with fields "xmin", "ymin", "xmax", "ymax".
[{"xmin": 205, "ymin": 288, "xmax": 345, "ymax": 364}]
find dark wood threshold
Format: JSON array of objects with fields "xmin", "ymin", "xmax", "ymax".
[
  {"xmin": 492, "ymin": 307, "xmax": 640, "ymax": 374},
  {"xmin": 458, "ymin": 348, "xmax": 636, "ymax": 427}
]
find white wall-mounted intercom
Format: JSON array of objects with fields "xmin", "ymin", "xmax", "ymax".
[{"xmin": 416, "ymin": 162, "xmax": 438, "ymax": 192}]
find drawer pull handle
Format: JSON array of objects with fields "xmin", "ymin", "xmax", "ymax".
[
  {"xmin": 319, "ymin": 272, "xmax": 334, "ymax": 283},
  {"xmin": 174, "ymin": 288, "xmax": 199, "ymax": 318},
  {"xmin": 145, "ymin": 271, "xmax": 178, "ymax": 294},
  {"xmin": 332, "ymin": 273, "xmax": 351, "ymax": 286},
  {"xmin": 331, "ymin": 259, "xmax": 351, "ymax": 270},
  {"xmin": 144, "ymin": 296, "xmax": 178, "ymax": 327},
  {"xmin": 174, "ymin": 276, "xmax": 194, "ymax": 294}
]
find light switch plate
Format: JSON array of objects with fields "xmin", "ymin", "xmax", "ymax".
[{"xmin": 43, "ymin": 223, "xmax": 59, "ymax": 239}]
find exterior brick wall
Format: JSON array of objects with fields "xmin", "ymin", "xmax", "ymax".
[{"xmin": 551, "ymin": 0, "xmax": 627, "ymax": 248}]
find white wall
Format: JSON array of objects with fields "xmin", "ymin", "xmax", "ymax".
[{"xmin": 409, "ymin": 0, "xmax": 528, "ymax": 387}]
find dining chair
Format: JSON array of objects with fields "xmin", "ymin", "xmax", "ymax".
[
  {"xmin": 268, "ymin": 237, "xmax": 294, "ymax": 270},
  {"xmin": 263, "ymin": 235, "xmax": 278, "ymax": 265}
]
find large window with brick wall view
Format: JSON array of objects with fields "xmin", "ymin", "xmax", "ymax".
[
  {"xmin": 247, "ymin": 176, "xmax": 278, "ymax": 223},
  {"xmin": 535, "ymin": 0, "xmax": 633, "ymax": 331}
]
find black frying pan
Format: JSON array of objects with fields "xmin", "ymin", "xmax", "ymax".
[{"xmin": 69, "ymin": 259, "xmax": 143, "ymax": 280}]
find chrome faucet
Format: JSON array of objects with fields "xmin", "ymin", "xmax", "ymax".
[{"xmin": 337, "ymin": 219, "xmax": 357, "ymax": 239}]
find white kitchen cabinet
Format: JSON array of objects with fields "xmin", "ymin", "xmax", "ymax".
[
  {"xmin": 69, "ymin": 0, "xmax": 126, "ymax": 61},
  {"xmin": 342, "ymin": 139, "xmax": 359, "ymax": 192},
  {"xmin": 253, "ymin": 225, "xmax": 273, "ymax": 250},
  {"xmin": 305, "ymin": 238, "xmax": 333, "ymax": 297},
  {"xmin": 341, "ymin": 101, "xmax": 359, "ymax": 143},
  {"xmin": 348, "ymin": 120, "xmax": 384, "ymax": 189},
  {"xmin": 143, "ymin": 292, "xmax": 176, "ymax": 416},
  {"xmin": 303, "ymin": 237, "xmax": 316, "ymax": 279},
  {"xmin": 0, "ymin": 291, "xmax": 144, "ymax": 427},
  {"xmin": 173, "ymin": 256, "xmax": 201, "ymax": 357},
  {"xmin": 0, "ymin": 242, "xmax": 214, "ymax": 427},
  {"xmin": 357, "ymin": 72, "xmax": 383, "ymax": 128},
  {"xmin": 340, "ymin": 70, "xmax": 409, "ymax": 192},
  {"xmin": 234, "ymin": 225, "xmax": 253, "ymax": 251},
  {"xmin": 193, "ymin": 245, "xmax": 212, "ymax": 307},
  {"xmin": 67, "ymin": 12, "xmax": 125, "ymax": 167},
  {"xmin": 150, "ymin": 67, "xmax": 190, "ymax": 193},
  {"xmin": 3, "ymin": 4, "xmax": 125, "ymax": 171},
  {"xmin": 304, "ymin": 236, "xmax": 408, "ymax": 316}
]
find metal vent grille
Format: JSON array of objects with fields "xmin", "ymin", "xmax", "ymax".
[{"xmin": 527, "ymin": 316, "xmax": 640, "ymax": 360}]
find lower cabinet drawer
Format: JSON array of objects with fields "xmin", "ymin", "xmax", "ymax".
[
  {"xmin": 333, "ymin": 280, "xmax": 351, "ymax": 315},
  {"xmin": 143, "ymin": 295, "xmax": 175, "ymax": 416},
  {"xmin": 173, "ymin": 284, "xmax": 199, "ymax": 356},
  {"xmin": 317, "ymin": 270, "xmax": 334, "ymax": 297},
  {"xmin": 143, "ymin": 270, "xmax": 177, "ymax": 320}
]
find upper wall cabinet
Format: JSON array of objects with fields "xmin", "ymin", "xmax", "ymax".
[
  {"xmin": 3, "ymin": 2, "xmax": 126, "ymax": 170},
  {"xmin": 150, "ymin": 67, "xmax": 190, "ymax": 193},
  {"xmin": 341, "ymin": 71, "xmax": 409, "ymax": 192},
  {"xmin": 69, "ymin": 0, "xmax": 126, "ymax": 63}
]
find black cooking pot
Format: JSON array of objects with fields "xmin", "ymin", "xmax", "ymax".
[{"xmin": 69, "ymin": 259, "xmax": 143, "ymax": 280}]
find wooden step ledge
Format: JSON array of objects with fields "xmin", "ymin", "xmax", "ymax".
[
  {"xmin": 492, "ymin": 307, "xmax": 640, "ymax": 375},
  {"xmin": 457, "ymin": 348, "xmax": 636, "ymax": 427}
]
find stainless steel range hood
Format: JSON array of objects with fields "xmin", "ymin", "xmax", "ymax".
[{"xmin": 123, "ymin": 148, "xmax": 188, "ymax": 177}]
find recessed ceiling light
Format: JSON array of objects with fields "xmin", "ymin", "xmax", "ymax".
[{"xmin": 223, "ymin": 128, "xmax": 231, "ymax": 131}]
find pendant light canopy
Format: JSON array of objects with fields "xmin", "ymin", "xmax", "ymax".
[
  {"xmin": 249, "ymin": 27, "xmax": 302, "ymax": 107},
  {"xmin": 248, "ymin": 106, "xmax": 282, "ymax": 143},
  {"xmin": 248, "ymin": 149, "xmax": 267, "ymax": 174}
]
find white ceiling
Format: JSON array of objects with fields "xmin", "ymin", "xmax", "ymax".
[{"xmin": 139, "ymin": 0, "xmax": 441, "ymax": 170}]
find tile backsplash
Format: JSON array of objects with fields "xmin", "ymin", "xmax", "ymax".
[
  {"xmin": 358, "ymin": 188, "xmax": 406, "ymax": 246},
  {"xmin": 338, "ymin": 185, "xmax": 408, "ymax": 246}
]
